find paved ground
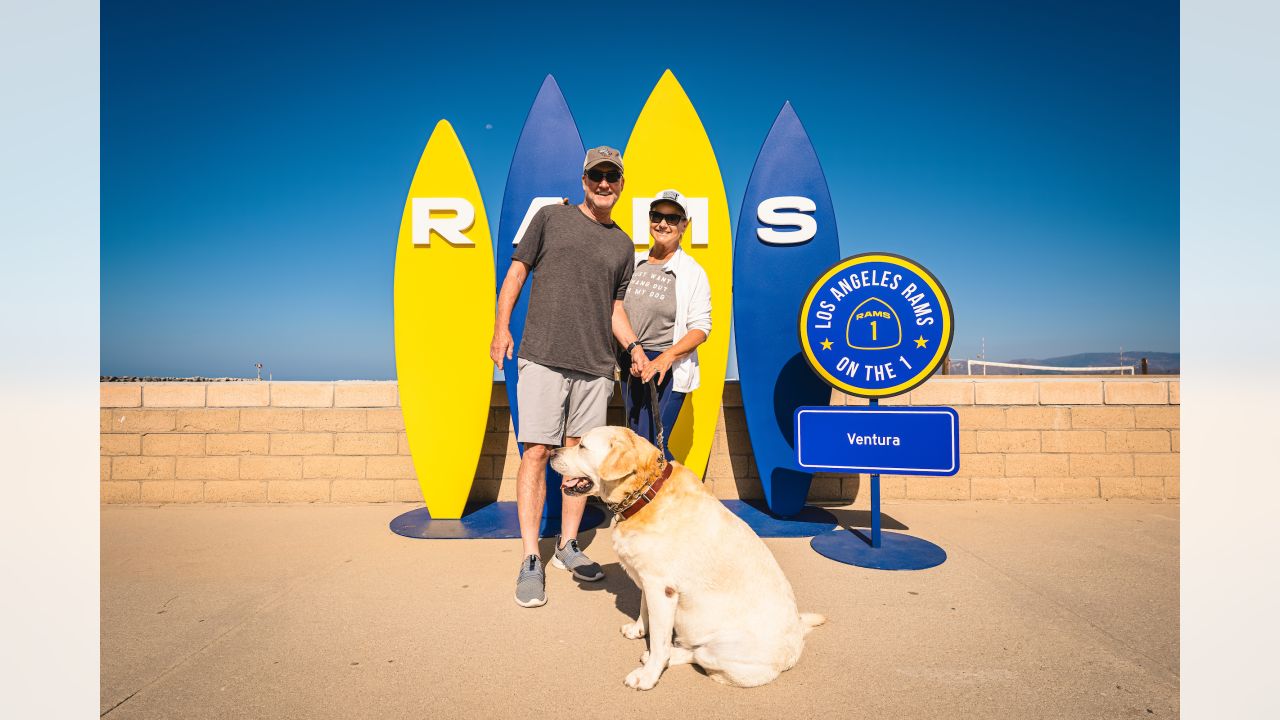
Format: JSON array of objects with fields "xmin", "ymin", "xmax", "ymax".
[{"xmin": 102, "ymin": 502, "xmax": 1178, "ymax": 719}]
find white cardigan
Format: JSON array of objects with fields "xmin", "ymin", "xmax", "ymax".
[{"xmin": 631, "ymin": 248, "xmax": 712, "ymax": 393}]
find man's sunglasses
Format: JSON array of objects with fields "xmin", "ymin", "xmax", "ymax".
[
  {"xmin": 585, "ymin": 168, "xmax": 622, "ymax": 183},
  {"xmin": 649, "ymin": 210, "xmax": 685, "ymax": 225}
]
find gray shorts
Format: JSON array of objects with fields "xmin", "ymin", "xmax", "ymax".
[{"xmin": 516, "ymin": 358, "xmax": 613, "ymax": 446}]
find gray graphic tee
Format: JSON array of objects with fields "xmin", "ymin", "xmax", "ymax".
[
  {"xmin": 624, "ymin": 259, "xmax": 676, "ymax": 352},
  {"xmin": 512, "ymin": 204, "xmax": 634, "ymax": 379}
]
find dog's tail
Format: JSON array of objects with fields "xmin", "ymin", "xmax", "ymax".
[{"xmin": 800, "ymin": 612, "xmax": 826, "ymax": 632}]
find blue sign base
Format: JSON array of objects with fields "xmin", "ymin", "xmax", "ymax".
[
  {"xmin": 810, "ymin": 527, "xmax": 947, "ymax": 570},
  {"xmin": 721, "ymin": 500, "xmax": 838, "ymax": 538},
  {"xmin": 390, "ymin": 501, "xmax": 608, "ymax": 540}
]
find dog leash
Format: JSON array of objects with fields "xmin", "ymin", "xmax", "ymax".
[{"xmin": 647, "ymin": 376, "xmax": 667, "ymax": 472}]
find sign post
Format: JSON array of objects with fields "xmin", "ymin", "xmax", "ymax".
[{"xmin": 796, "ymin": 253, "xmax": 957, "ymax": 570}]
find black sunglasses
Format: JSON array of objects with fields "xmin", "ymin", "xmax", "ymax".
[
  {"xmin": 585, "ymin": 168, "xmax": 622, "ymax": 183},
  {"xmin": 649, "ymin": 210, "xmax": 685, "ymax": 225}
]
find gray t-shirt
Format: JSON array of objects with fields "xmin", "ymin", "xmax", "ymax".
[
  {"xmin": 512, "ymin": 203, "xmax": 635, "ymax": 378},
  {"xmin": 623, "ymin": 259, "xmax": 677, "ymax": 351}
]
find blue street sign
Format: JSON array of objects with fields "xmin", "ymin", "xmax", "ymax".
[{"xmin": 795, "ymin": 406, "xmax": 960, "ymax": 476}]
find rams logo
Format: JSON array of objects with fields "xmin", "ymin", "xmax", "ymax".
[{"xmin": 846, "ymin": 297, "xmax": 901, "ymax": 350}]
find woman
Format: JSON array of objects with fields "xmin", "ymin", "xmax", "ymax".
[{"xmin": 619, "ymin": 189, "xmax": 711, "ymax": 461}]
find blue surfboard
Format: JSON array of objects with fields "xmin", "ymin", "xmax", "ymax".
[
  {"xmin": 496, "ymin": 75, "xmax": 586, "ymax": 517},
  {"xmin": 733, "ymin": 102, "xmax": 842, "ymax": 517}
]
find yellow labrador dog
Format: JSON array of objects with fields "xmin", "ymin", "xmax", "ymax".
[{"xmin": 551, "ymin": 426, "xmax": 824, "ymax": 690}]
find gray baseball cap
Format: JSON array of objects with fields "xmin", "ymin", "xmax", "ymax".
[
  {"xmin": 583, "ymin": 146, "xmax": 624, "ymax": 172},
  {"xmin": 649, "ymin": 188, "xmax": 689, "ymax": 217}
]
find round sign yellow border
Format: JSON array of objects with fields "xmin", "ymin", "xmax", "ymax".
[{"xmin": 797, "ymin": 252, "xmax": 955, "ymax": 398}]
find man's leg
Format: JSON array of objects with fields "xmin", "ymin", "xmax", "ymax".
[
  {"xmin": 558, "ymin": 436, "xmax": 587, "ymax": 541},
  {"xmin": 516, "ymin": 443, "xmax": 551, "ymax": 557}
]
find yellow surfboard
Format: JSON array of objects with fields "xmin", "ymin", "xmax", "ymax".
[
  {"xmin": 393, "ymin": 120, "xmax": 495, "ymax": 518},
  {"xmin": 615, "ymin": 70, "xmax": 732, "ymax": 479}
]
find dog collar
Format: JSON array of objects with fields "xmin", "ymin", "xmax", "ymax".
[{"xmin": 612, "ymin": 462, "xmax": 674, "ymax": 520}]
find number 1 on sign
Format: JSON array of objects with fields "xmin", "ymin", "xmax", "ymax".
[{"xmin": 871, "ymin": 321, "xmax": 877, "ymax": 341}]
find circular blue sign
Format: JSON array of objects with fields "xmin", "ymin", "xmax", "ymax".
[{"xmin": 798, "ymin": 253, "xmax": 954, "ymax": 398}]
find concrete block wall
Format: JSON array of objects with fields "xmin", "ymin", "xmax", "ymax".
[{"xmin": 100, "ymin": 377, "xmax": 1178, "ymax": 505}]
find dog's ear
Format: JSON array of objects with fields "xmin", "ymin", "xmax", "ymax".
[{"xmin": 598, "ymin": 435, "xmax": 635, "ymax": 482}]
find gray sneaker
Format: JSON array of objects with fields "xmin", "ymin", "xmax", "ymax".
[
  {"xmin": 551, "ymin": 538, "xmax": 604, "ymax": 582},
  {"xmin": 515, "ymin": 554, "xmax": 546, "ymax": 608}
]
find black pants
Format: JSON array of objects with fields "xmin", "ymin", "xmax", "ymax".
[{"xmin": 620, "ymin": 349, "xmax": 686, "ymax": 462}]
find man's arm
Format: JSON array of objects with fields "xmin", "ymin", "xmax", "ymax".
[
  {"xmin": 611, "ymin": 300, "xmax": 648, "ymax": 376},
  {"xmin": 491, "ymin": 261, "xmax": 530, "ymax": 370}
]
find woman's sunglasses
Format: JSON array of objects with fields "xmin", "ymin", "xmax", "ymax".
[
  {"xmin": 649, "ymin": 210, "xmax": 685, "ymax": 225},
  {"xmin": 585, "ymin": 168, "xmax": 622, "ymax": 183}
]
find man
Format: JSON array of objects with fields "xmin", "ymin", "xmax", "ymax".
[{"xmin": 490, "ymin": 146, "xmax": 648, "ymax": 608}]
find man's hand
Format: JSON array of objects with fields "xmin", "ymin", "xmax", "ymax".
[
  {"xmin": 641, "ymin": 351, "xmax": 674, "ymax": 384},
  {"xmin": 491, "ymin": 328, "xmax": 514, "ymax": 370},
  {"xmin": 629, "ymin": 346, "xmax": 648, "ymax": 377}
]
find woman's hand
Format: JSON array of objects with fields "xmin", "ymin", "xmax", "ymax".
[{"xmin": 641, "ymin": 351, "xmax": 674, "ymax": 384}]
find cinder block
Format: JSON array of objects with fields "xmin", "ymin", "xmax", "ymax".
[
  {"xmin": 101, "ymin": 434, "xmax": 141, "ymax": 456},
  {"xmin": 204, "ymin": 481, "xmax": 266, "ymax": 502},
  {"xmin": 1035, "ymin": 477, "xmax": 1099, "ymax": 500},
  {"xmin": 100, "ymin": 457, "xmax": 110, "ymax": 481},
  {"xmin": 878, "ymin": 393, "xmax": 911, "ymax": 407},
  {"xmin": 102, "ymin": 482, "xmax": 140, "ymax": 503},
  {"xmin": 240, "ymin": 409, "xmax": 305, "ymax": 432},
  {"xmin": 1169, "ymin": 381, "xmax": 1179, "ymax": 405},
  {"xmin": 394, "ymin": 479, "xmax": 424, "ymax": 502},
  {"xmin": 205, "ymin": 434, "xmax": 269, "ymax": 456},
  {"xmin": 240, "ymin": 456, "xmax": 303, "ymax": 480},
  {"xmin": 206, "ymin": 382, "xmax": 270, "ymax": 407},
  {"xmin": 959, "ymin": 430, "xmax": 976, "ymax": 453},
  {"xmin": 398, "ymin": 433, "xmax": 412, "ymax": 455},
  {"xmin": 1004, "ymin": 453, "xmax": 1070, "ymax": 477},
  {"xmin": 1070, "ymin": 453, "xmax": 1133, "ymax": 477},
  {"xmin": 1071, "ymin": 407, "xmax": 1135, "ymax": 430},
  {"xmin": 904, "ymin": 476, "xmax": 970, "ymax": 500},
  {"xmin": 335, "ymin": 383, "xmax": 398, "ymax": 408},
  {"xmin": 1040, "ymin": 431, "xmax": 1106, "ymax": 453},
  {"xmin": 103, "ymin": 410, "xmax": 176, "ymax": 433},
  {"xmin": 879, "ymin": 475, "xmax": 906, "ymax": 500},
  {"xmin": 1037, "ymin": 381, "xmax": 1103, "ymax": 405},
  {"xmin": 142, "ymin": 433, "xmax": 205, "ymax": 456},
  {"xmin": 142, "ymin": 383, "xmax": 206, "ymax": 408},
  {"xmin": 174, "ymin": 481, "xmax": 204, "ymax": 502},
  {"xmin": 1164, "ymin": 476, "xmax": 1179, "ymax": 498},
  {"xmin": 366, "ymin": 408, "xmax": 406, "ymax": 432},
  {"xmin": 971, "ymin": 477, "xmax": 1035, "ymax": 500},
  {"xmin": 140, "ymin": 481, "xmax": 175, "ymax": 503},
  {"xmin": 975, "ymin": 430, "xmax": 1039, "ymax": 453},
  {"xmin": 488, "ymin": 409, "xmax": 512, "ymax": 432},
  {"xmin": 1135, "ymin": 407, "xmax": 1180, "ymax": 429},
  {"xmin": 1171, "ymin": 431, "xmax": 1179, "ymax": 452},
  {"xmin": 177, "ymin": 457, "xmax": 238, "ymax": 480},
  {"xmin": 267, "ymin": 480, "xmax": 331, "ymax": 502},
  {"xmin": 332, "ymin": 480, "xmax": 395, "ymax": 502},
  {"xmin": 269, "ymin": 433, "xmax": 334, "ymax": 455},
  {"xmin": 955, "ymin": 453, "xmax": 1003, "ymax": 477},
  {"xmin": 304, "ymin": 409, "xmax": 367, "ymax": 432},
  {"xmin": 1006, "ymin": 407, "xmax": 1071, "ymax": 430},
  {"xmin": 974, "ymin": 381, "xmax": 1038, "ymax": 405},
  {"xmin": 1135, "ymin": 454, "xmax": 1179, "ymax": 477},
  {"xmin": 113, "ymin": 456, "xmax": 175, "ymax": 480},
  {"xmin": 497, "ymin": 452, "xmax": 521, "ymax": 480},
  {"xmin": 497, "ymin": 476, "xmax": 518, "ymax": 502},
  {"xmin": 335, "ymin": 433, "xmax": 398, "ymax": 455},
  {"xmin": 1101, "ymin": 477, "xmax": 1164, "ymax": 500},
  {"xmin": 471, "ymin": 456, "xmax": 494, "ymax": 481},
  {"xmin": 367, "ymin": 455, "xmax": 417, "ymax": 479},
  {"xmin": 175, "ymin": 409, "xmax": 239, "ymax": 433},
  {"xmin": 1105, "ymin": 430, "xmax": 1171, "ymax": 453},
  {"xmin": 482, "ymin": 432, "xmax": 511, "ymax": 454},
  {"xmin": 101, "ymin": 383, "xmax": 141, "ymax": 408},
  {"xmin": 1104, "ymin": 381, "xmax": 1168, "ymax": 405},
  {"xmin": 271, "ymin": 383, "xmax": 334, "ymax": 408},
  {"xmin": 907, "ymin": 380, "xmax": 974, "ymax": 406},
  {"xmin": 489, "ymin": 383, "xmax": 510, "ymax": 408},
  {"xmin": 303, "ymin": 456, "xmax": 365, "ymax": 480},
  {"xmin": 806, "ymin": 475, "xmax": 843, "ymax": 500},
  {"xmin": 956, "ymin": 407, "xmax": 1006, "ymax": 429}
]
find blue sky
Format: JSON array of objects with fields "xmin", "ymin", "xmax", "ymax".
[{"xmin": 102, "ymin": 0, "xmax": 1178, "ymax": 379}]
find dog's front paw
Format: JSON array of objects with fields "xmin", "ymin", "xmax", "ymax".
[
  {"xmin": 624, "ymin": 666, "xmax": 660, "ymax": 691},
  {"xmin": 620, "ymin": 621, "xmax": 646, "ymax": 639}
]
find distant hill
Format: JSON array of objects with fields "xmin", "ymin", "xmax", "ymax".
[{"xmin": 948, "ymin": 351, "xmax": 1179, "ymax": 375}]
